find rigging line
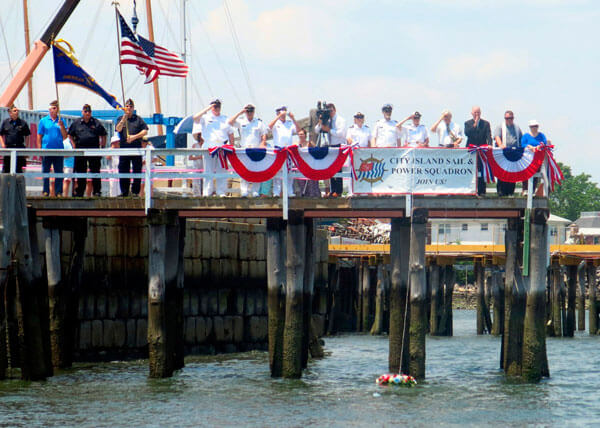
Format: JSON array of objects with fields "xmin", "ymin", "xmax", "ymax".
[
  {"xmin": 189, "ymin": 1, "xmax": 242, "ymax": 104},
  {"xmin": 223, "ymin": 0, "xmax": 256, "ymax": 103},
  {"xmin": 155, "ymin": 0, "xmax": 181, "ymax": 50},
  {"xmin": 0, "ymin": 14, "xmax": 14, "ymax": 78},
  {"xmin": 187, "ymin": 15, "xmax": 214, "ymax": 99}
]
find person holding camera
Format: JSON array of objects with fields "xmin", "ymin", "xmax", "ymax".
[
  {"xmin": 397, "ymin": 111, "xmax": 429, "ymax": 147},
  {"xmin": 371, "ymin": 104, "xmax": 401, "ymax": 147},
  {"xmin": 268, "ymin": 106, "xmax": 301, "ymax": 196},
  {"xmin": 346, "ymin": 112, "xmax": 371, "ymax": 147},
  {"xmin": 314, "ymin": 103, "xmax": 346, "ymax": 196},
  {"xmin": 228, "ymin": 103, "xmax": 268, "ymax": 197},
  {"xmin": 192, "ymin": 99, "xmax": 235, "ymax": 197},
  {"xmin": 430, "ymin": 110, "xmax": 463, "ymax": 148}
]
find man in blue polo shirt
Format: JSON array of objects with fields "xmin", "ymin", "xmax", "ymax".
[{"xmin": 37, "ymin": 100, "xmax": 67, "ymax": 196}]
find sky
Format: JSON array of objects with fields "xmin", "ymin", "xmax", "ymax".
[{"xmin": 0, "ymin": 0, "xmax": 598, "ymax": 182}]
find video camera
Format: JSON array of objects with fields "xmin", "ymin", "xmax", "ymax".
[{"xmin": 316, "ymin": 101, "xmax": 332, "ymax": 125}]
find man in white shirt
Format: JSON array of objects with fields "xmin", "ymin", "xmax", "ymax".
[
  {"xmin": 430, "ymin": 110, "xmax": 463, "ymax": 148},
  {"xmin": 346, "ymin": 112, "xmax": 371, "ymax": 147},
  {"xmin": 268, "ymin": 106, "xmax": 301, "ymax": 196},
  {"xmin": 192, "ymin": 99, "xmax": 234, "ymax": 197},
  {"xmin": 228, "ymin": 103, "xmax": 268, "ymax": 197},
  {"xmin": 397, "ymin": 111, "xmax": 429, "ymax": 147},
  {"xmin": 314, "ymin": 103, "xmax": 346, "ymax": 196},
  {"xmin": 371, "ymin": 104, "xmax": 401, "ymax": 147}
]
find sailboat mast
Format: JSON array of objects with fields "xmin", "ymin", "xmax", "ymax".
[
  {"xmin": 145, "ymin": 0, "xmax": 163, "ymax": 135},
  {"xmin": 22, "ymin": 0, "xmax": 33, "ymax": 109},
  {"xmin": 182, "ymin": 0, "xmax": 187, "ymax": 116}
]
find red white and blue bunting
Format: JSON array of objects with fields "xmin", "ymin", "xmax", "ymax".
[
  {"xmin": 287, "ymin": 145, "xmax": 353, "ymax": 181},
  {"xmin": 220, "ymin": 145, "xmax": 287, "ymax": 183},
  {"xmin": 485, "ymin": 146, "xmax": 545, "ymax": 183}
]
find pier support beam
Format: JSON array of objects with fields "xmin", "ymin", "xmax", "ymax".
[
  {"xmin": 267, "ymin": 218, "xmax": 286, "ymax": 377},
  {"xmin": 165, "ymin": 216, "xmax": 185, "ymax": 371},
  {"xmin": 429, "ymin": 263, "xmax": 442, "ymax": 336},
  {"xmin": 370, "ymin": 263, "xmax": 385, "ymax": 335},
  {"xmin": 147, "ymin": 209, "xmax": 179, "ymax": 378},
  {"xmin": 282, "ymin": 211, "xmax": 306, "ymax": 379},
  {"xmin": 549, "ymin": 260, "xmax": 563, "ymax": 337},
  {"xmin": 439, "ymin": 265, "xmax": 455, "ymax": 336},
  {"xmin": 301, "ymin": 217, "xmax": 315, "ymax": 369},
  {"xmin": 503, "ymin": 218, "xmax": 525, "ymax": 376},
  {"xmin": 565, "ymin": 265, "xmax": 577, "ymax": 337},
  {"xmin": 475, "ymin": 260, "xmax": 491, "ymax": 334},
  {"xmin": 389, "ymin": 218, "xmax": 410, "ymax": 374},
  {"xmin": 577, "ymin": 261, "xmax": 586, "ymax": 331},
  {"xmin": 588, "ymin": 262, "xmax": 598, "ymax": 335},
  {"xmin": 361, "ymin": 261, "xmax": 372, "ymax": 332},
  {"xmin": 491, "ymin": 268, "xmax": 504, "ymax": 336},
  {"xmin": 44, "ymin": 226, "xmax": 66, "ymax": 368},
  {"xmin": 522, "ymin": 208, "xmax": 550, "ymax": 382},
  {"xmin": 408, "ymin": 209, "xmax": 428, "ymax": 380}
]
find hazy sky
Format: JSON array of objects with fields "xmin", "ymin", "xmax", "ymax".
[{"xmin": 0, "ymin": 0, "xmax": 598, "ymax": 181}]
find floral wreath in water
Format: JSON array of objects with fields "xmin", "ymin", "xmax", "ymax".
[{"xmin": 376, "ymin": 374, "xmax": 417, "ymax": 387}]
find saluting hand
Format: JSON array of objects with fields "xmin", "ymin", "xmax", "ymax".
[{"xmin": 288, "ymin": 112, "xmax": 295, "ymax": 120}]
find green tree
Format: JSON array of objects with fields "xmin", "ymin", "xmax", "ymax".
[{"xmin": 549, "ymin": 163, "xmax": 600, "ymax": 221}]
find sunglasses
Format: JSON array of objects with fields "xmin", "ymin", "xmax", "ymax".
[
  {"xmin": 505, "ymin": 117, "xmax": 514, "ymax": 120},
  {"xmin": 355, "ymin": 116, "xmax": 364, "ymax": 119}
]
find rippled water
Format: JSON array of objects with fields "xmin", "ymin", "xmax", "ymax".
[{"xmin": 2, "ymin": 310, "xmax": 600, "ymax": 427}]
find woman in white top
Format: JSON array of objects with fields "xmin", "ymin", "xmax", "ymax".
[{"xmin": 397, "ymin": 111, "xmax": 429, "ymax": 147}]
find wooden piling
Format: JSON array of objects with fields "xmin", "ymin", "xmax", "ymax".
[
  {"xmin": 65, "ymin": 218, "xmax": 87, "ymax": 368},
  {"xmin": 301, "ymin": 218, "xmax": 315, "ymax": 369},
  {"xmin": 491, "ymin": 268, "xmax": 504, "ymax": 336},
  {"xmin": 147, "ymin": 209, "xmax": 172, "ymax": 378},
  {"xmin": 549, "ymin": 260, "xmax": 563, "ymax": 337},
  {"xmin": 522, "ymin": 208, "xmax": 550, "ymax": 381},
  {"xmin": 475, "ymin": 261, "xmax": 489, "ymax": 334},
  {"xmin": 164, "ymin": 215, "xmax": 184, "ymax": 371},
  {"xmin": 326, "ymin": 263, "xmax": 339, "ymax": 336},
  {"xmin": 408, "ymin": 209, "xmax": 428, "ymax": 380},
  {"xmin": 370, "ymin": 263, "xmax": 385, "ymax": 335},
  {"xmin": 429, "ymin": 263, "xmax": 442, "ymax": 335},
  {"xmin": 282, "ymin": 211, "xmax": 306, "ymax": 379},
  {"xmin": 440, "ymin": 265, "xmax": 455, "ymax": 336},
  {"xmin": 565, "ymin": 265, "xmax": 577, "ymax": 337},
  {"xmin": 503, "ymin": 218, "xmax": 525, "ymax": 376},
  {"xmin": 389, "ymin": 218, "xmax": 410, "ymax": 374},
  {"xmin": 361, "ymin": 261, "xmax": 372, "ymax": 332},
  {"xmin": 587, "ymin": 263, "xmax": 598, "ymax": 335},
  {"xmin": 577, "ymin": 261, "xmax": 585, "ymax": 331},
  {"xmin": 267, "ymin": 218, "xmax": 286, "ymax": 377}
]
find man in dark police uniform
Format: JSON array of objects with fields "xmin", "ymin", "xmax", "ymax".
[
  {"xmin": 0, "ymin": 105, "xmax": 31, "ymax": 173},
  {"xmin": 115, "ymin": 98, "xmax": 148, "ymax": 197},
  {"xmin": 68, "ymin": 104, "xmax": 107, "ymax": 196}
]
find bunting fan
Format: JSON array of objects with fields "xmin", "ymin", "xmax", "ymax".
[
  {"xmin": 485, "ymin": 147, "xmax": 545, "ymax": 183},
  {"xmin": 287, "ymin": 145, "xmax": 352, "ymax": 181},
  {"xmin": 221, "ymin": 146, "xmax": 287, "ymax": 183}
]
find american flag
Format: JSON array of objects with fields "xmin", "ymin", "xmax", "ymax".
[{"xmin": 118, "ymin": 11, "xmax": 188, "ymax": 84}]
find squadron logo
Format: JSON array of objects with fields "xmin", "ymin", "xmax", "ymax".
[{"xmin": 357, "ymin": 156, "xmax": 387, "ymax": 183}]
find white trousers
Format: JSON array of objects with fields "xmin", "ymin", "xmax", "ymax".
[
  {"xmin": 240, "ymin": 180, "xmax": 260, "ymax": 197},
  {"xmin": 273, "ymin": 176, "xmax": 295, "ymax": 197},
  {"xmin": 203, "ymin": 154, "xmax": 227, "ymax": 196}
]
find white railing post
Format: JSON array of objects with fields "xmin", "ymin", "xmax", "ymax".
[
  {"xmin": 10, "ymin": 149, "xmax": 17, "ymax": 174},
  {"xmin": 282, "ymin": 164, "xmax": 288, "ymax": 220},
  {"xmin": 145, "ymin": 147, "xmax": 153, "ymax": 213}
]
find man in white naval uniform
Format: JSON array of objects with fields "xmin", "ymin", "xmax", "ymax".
[
  {"xmin": 314, "ymin": 103, "xmax": 346, "ymax": 196},
  {"xmin": 268, "ymin": 106, "xmax": 301, "ymax": 196},
  {"xmin": 228, "ymin": 103, "xmax": 268, "ymax": 197},
  {"xmin": 192, "ymin": 99, "xmax": 235, "ymax": 197},
  {"xmin": 371, "ymin": 104, "xmax": 401, "ymax": 147},
  {"xmin": 346, "ymin": 112, "xmax": 371, "ymax": 147}
]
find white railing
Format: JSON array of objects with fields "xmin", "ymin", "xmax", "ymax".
[{"xmin": 0, "ymin": 148, "xmax": 353, "ymax": 219}]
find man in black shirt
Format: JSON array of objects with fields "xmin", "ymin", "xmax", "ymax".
[
  {"xmin": 464, "ymin": 106, "xmax": 492, "ymax": 196},
  {"xmin": 0, "ymin": 105, "xmax": 31, "ymax": 173},
  {"xmin": 68, "ymin": 104, "xmax": 107, "ymax": 197},
  {"xmin": 115, "ymin": 99, "xmax": 148, "ymax": 196}
]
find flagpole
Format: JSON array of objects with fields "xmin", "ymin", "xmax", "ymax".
[
  {"xmin": 145, "ymin": 0, "xmax": 164, "ymax": 136},
  {"xmin": 112, "ymin": 1, "xmax": 128, "ymax": 138}
]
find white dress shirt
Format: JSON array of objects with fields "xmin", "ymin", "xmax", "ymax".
[
  {"xmin": 192, "ymin": 113, "xmax": 234, "ymax": 148},
  {"xmin": 314, "ymin": 113, "xmax": 347, "ymax": 146},
  {"xmin": 272, "ymin": 119, "xmax": 297, "ymax": 147},
  {"xmin": 401, "ymin": 123, "xmax": 429, "ymax": 147},
  {"xmin": 373, "ymin": 119, "xmax": 400, "ymax": 147},
  {"xmin": 346, "ymin": 124, "xmax": 371, "ymax": 147},
  {"xmin": 434, "ymin": 121, "xmax": 463, "ymax": 147},
  {"xmin": 233, "ymin": 116, "xmax": 268, "ymax": 148}
]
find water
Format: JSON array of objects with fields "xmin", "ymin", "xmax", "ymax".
[{"xmin": 2, "ymin": 310, "xmax": 600, "ymax": 427}]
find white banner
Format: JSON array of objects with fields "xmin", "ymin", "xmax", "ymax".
[{"xmin": 352, "ymin": 148, "xmax": 476, "ymax": 195}]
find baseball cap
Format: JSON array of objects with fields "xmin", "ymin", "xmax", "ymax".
[
  {"xmin": 528, "ymin": 119, "xmax": 540, "ymax": 127},
  {"xmin": 82, "ymin": 104, "xmax": 91, "ymax": 112}
]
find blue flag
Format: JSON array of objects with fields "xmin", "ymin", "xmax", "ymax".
[{"xmin": 52, "ymin": 41, "xmax": 122, "ymax": 109}]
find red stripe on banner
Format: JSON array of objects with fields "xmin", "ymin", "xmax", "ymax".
[
  {"xmin": 485, "ymin": 149, "xmax": 545, "ymax": 182},
  {"xmin": 287, "ymin": 145, "xmax": 350, "ymax": 180},
  {"xmin": 225, "ymin": 149, "xmax": 287, "ymax": 182}
]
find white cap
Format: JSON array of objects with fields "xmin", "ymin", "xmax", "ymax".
[
  {"xmin": 110, "ymin": 134, "xmax": 120, "ymax": 143},
  {"xmin": 528, "ymin": 119, "xmax": 540, "ymax": 127}
]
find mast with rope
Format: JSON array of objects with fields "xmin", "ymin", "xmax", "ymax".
[
  {"xmin": 22, "ymin": 0, "xmax": 34, "ymax": 109},
  {"xmin": 144, "ymin": 0, "xmax": 164, "ymax": 136}
]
